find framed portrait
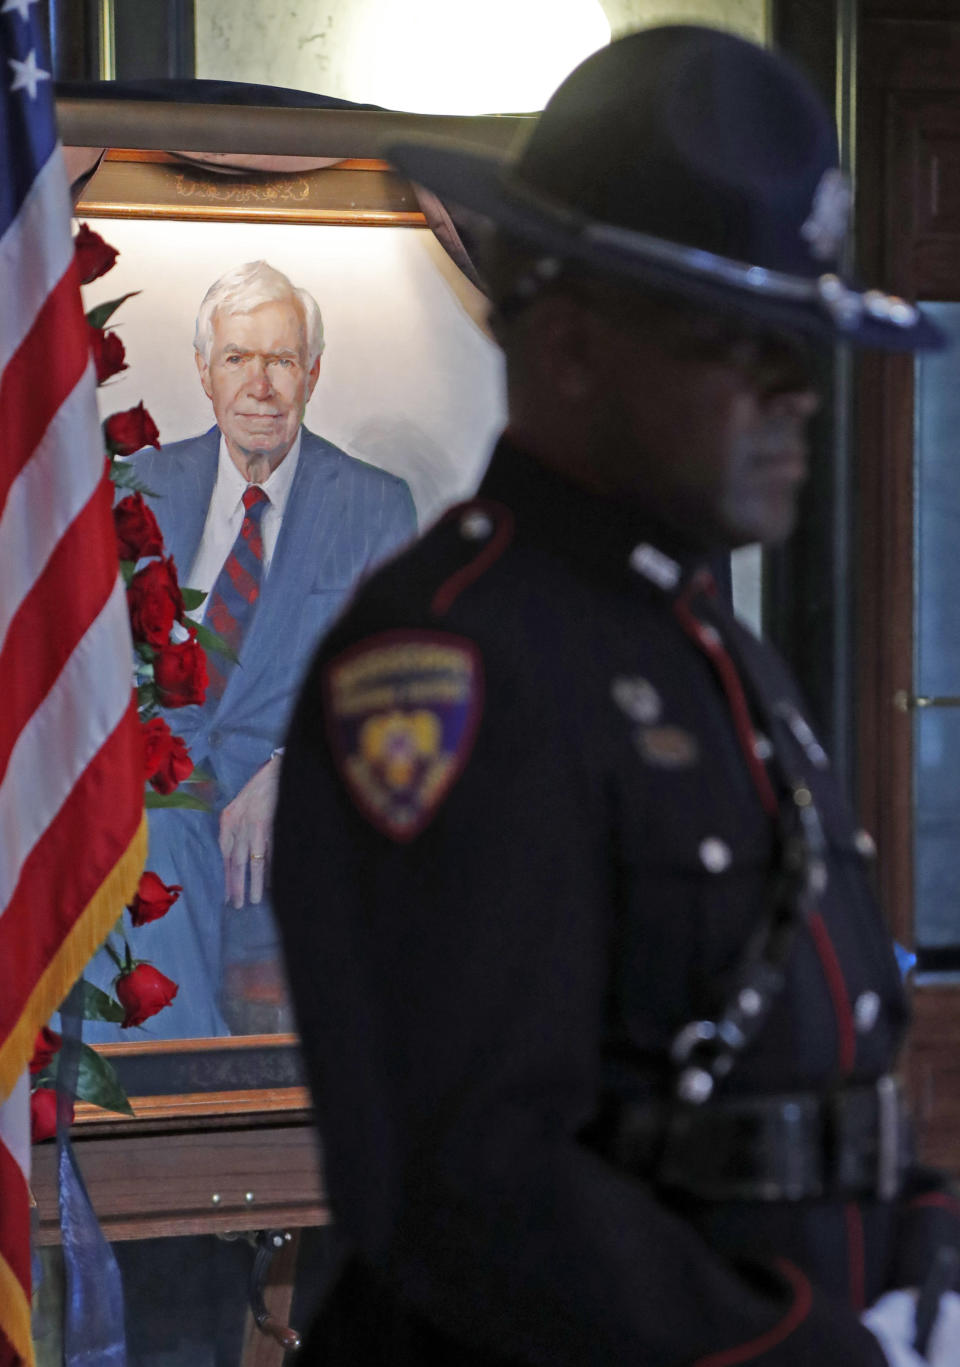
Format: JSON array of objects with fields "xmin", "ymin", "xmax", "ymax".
[{"xmin": 57, "ymin": 102, "xmax": 530, "ymax": 1133}]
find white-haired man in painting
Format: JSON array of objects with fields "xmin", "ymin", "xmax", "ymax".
[{"xmin": 89, "ymin": 259, "xmax": 417, "ymax": 1039}]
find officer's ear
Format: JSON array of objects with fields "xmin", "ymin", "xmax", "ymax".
[{"xmin": 526, "ymin": 292, "xmax": 599, "ymax": 403}]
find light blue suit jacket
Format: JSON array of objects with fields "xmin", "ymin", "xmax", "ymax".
[
  {"xmin": 138, "ymin": 424, "xmax": 417, "ymax": 806},
  {"xmin": 84, "ymin": 426, "xmax": 416, "ymax": 1040}
]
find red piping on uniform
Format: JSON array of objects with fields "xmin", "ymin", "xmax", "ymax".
[
  {"xmin": 692, "ymin": 1259, "xmax": 813, "ymax": 1367},
  {"xmin": 807, "ymin": 913, "xmax": 856, "ymax": 1075},
  {"xmin": 908, "ymin": 1192, "xmax": 960, "ymax": 1221},
  {"xmin": 672, "ymin": 591, "xmax": 780, "ymax": 818},
  {"xmin": 845, "ymin": 1203, "xmax": 866, "ymax": 1311},
  {"xmin": 431, "ymin": 501, "xmax": 516, "ymax": 617}
]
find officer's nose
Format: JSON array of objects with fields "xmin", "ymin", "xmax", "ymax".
[{"xmin": 768, "ymin": 386, "xmax": 821, "ymax": 421}]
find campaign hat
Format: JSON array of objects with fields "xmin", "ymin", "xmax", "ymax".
[{"xmin": 389, "ymin": 25, "xmax": 942, "ymax": 351}]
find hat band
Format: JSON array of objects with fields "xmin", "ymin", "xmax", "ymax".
[
  {"xmin": 501, "ymin": 172, "xmax": 918, "ymax": 333},
  {"xmin": 583, "ymin": 222, "xmax": 918, "ymax": 332}
]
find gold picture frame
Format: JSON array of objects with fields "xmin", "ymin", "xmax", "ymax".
[{"xmin": 58, "ymin": 101, "xmax": 528, "ymax": 1130}]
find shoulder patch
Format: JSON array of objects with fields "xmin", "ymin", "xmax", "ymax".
[{"xmin": 323, "ymin": 630, "xmax": 483, "ymax": 842}]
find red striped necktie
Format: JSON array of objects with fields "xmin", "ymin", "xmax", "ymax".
[{"xmin": 203, "ymin": 484, "xmax": 270, "ymax": 698}]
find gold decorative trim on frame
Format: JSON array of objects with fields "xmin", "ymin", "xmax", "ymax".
[{"xmin": 76, "ymin": 151, "xmax": 427, "ymax": 227}]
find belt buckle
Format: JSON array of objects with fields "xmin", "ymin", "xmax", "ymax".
[{"xmin": 876, "ymin": 1075, "xmax": 901, "ymax": 1201}]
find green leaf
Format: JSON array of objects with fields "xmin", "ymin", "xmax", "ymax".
[
  {"xmin": 119, "ymin": 558, "xmax": 136, "ymax": 586},
  {"xmin": 137, "ymin": 681, "xmax": 157, "ymax": 709},
  {"xmin": 144, "ymin": 790, "xmax": 210, "ymax": 810},
  {"xmin": 179, "ymin": 586, "xmax": 207, "ymax": 611},
  {"xmin": 109, "ymin": 461, "xmax": 159, "ymax": 498},
  {"xmin": 75, "ymin": 980, "xmax": 125, "ymax": 1023},
  {"xmin": 45, "ymin": 1045, "xmax": 134, "ymax": 1117},
  {"xmin": 182, "ymin": 764, "xmax": 212, "ymax": 785},
  {"xmin": 86, "ymin": 292, "xmax": 139, "ymax": 330},
  {"xmin": 134, "ymin": 640, "xmax": 156, "ymax": 663},
  {"xmin": 75, "ymin": 1045, "xmax": 134, "ymax": 1116},
  {"xmin": 192, "ymin": 619, "xmax": 239, "ymax": 665}
]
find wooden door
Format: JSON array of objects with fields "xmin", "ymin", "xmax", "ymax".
[{"xmin": 858, "ymin": 0, "xmax": 960, "ymax": 1173}]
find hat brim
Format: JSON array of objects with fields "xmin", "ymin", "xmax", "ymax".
[{"xmin": 390, "ymin": 138, "xmax": 945, "ymax": 353}]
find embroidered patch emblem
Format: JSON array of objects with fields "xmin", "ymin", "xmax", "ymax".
[
  {"xmin": 612, "ymin": 676, "xmax": 662, "ymax": 724},
  {"xmin": 324, "ymin": 632, "xmax": 483, "ymax": 841},
  {"xmin": 634, "ymin": 725, "xmax": 699, "ymax": 769}
]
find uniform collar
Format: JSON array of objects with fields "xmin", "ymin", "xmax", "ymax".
[{"xmin": 476, "ymin": 434, "xmax": 714, "ymax": 593}]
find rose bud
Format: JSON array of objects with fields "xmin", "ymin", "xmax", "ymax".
[
  {"xmin": 30, "ymin": 1087, "xmax": 73, "ymax": 1143},
  {"xmin": 141, "ymin": 716, "xmax": 193, "ymax": 794},
  {"xmin": 116, "ymin": 963, "xmax": 179, "ymax": 1027},
  {"xmin": 154, "ymin": 635, "xmax": 209, "ymax": 708},
  {"xmin": 89, "ymin": 326, "xmax": 127, "ymax": 383},
  {"xmin": 128, "ymin": 870, "xmax": 182, "ymax": 927},
  {"xmin": 29, "ymin": 1026, "xmax": 63, "ymax": 1076},
  {"xmin": 74, "ymin": 222, "xmax": 119, "ymax": 284},
  {"xmin": 105, "ymin": 402, "xmax": 161, "ymax": 457},
  {"xmin": 127, "ymin": 556, "xmax": 185, "ymax": 648},
  {"xmin": 114, "ymin": 492, "xmax": 163, "ymax": 561}
]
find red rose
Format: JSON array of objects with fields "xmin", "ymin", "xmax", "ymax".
[
  {"xmin": 89, "ymin": 326, "xmax": 127, "ymax": 383},
  {"xmin": 74, "ymin": 222, "xmax": 118, "ymax": 284},
  {"xmin": 105, "ymin": 402, "xmax": 160, "ymax": 457},
  {"xmin": 114, "ymin": 492, "xmax": 163, "ymax": 562},
  {"xmin": 141, "ymin": 716, "xmax": 193, "ymax": 794},
  {"xmin": 128, "ymin": 870, "xmax": 182, "ymax": 927},
  {"xmin": 30, "ymin": 1087, "xmax": 73, "ymax": 1143},
  {"xmin": 154, "ymin": 636, "xmax": 208, "ymax": 708},
  {"xmin": 29, "ymin": 1026, "xmax": 62, "ymax": 1075},
  {"xmin": 116, "ymin": 962, "xmax": 179, "ymax": 1027},
  {"xmin": 128, "ymin": 556, "xmax": 184, "ymax": 648}
]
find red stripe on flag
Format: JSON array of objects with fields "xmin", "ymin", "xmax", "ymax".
[
  {"xmin": 0, "ymin": 478, "xmax": 117, "ymax": 787},
  {"xmin": 0, "ymin": 699, "xmax": 143, "ymax": 1042},
  {"xmin": 0, "ymin": 1139, "xmax": 29, "ymax": 1301},
  {"xmin": 0, "ymin": 262, "xmax": 90, "ymax": 520}
]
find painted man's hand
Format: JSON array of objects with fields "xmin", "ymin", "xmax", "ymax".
[{"xmin": 219, "ymin": 754, "xmax": 282, "ymax": 908}]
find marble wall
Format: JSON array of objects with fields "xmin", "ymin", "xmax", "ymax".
[
  {"xmin": 602, "ymin": 0, "xmax": 765, "ymax": 40},
  {"xmin": 195, "ymin": 0, "xmax": 766, "ymax": 107}
]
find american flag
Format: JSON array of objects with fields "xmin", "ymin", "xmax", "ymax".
[{"xmin": 0, "ymin": 5, "xmax": 146, "ymax": 1363}]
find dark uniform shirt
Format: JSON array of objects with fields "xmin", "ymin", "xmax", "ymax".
[{"xmin": 273, "ymin": 437, "xmax": 960, "ymax": 1366}]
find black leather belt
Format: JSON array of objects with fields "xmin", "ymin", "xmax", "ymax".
[{"xmin": 588, "ymin": 1076, "xmax": 912, "ymax": 1202}]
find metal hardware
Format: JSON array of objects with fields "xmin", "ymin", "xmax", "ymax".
[
  {"xmin": 671, "ymin": 1019, "xmax": 717, "ymax": 1065},
  {"xmin": 893, "ymin": 691, "xmax": 960, "ymax": 711},
  {"xmin": 877, "ymin": 1075, "xmax": 901, "ymax": 1201},
  {"xmin": 249, "ymin": 1229, "xmax": 302, "ymax": 1354}
]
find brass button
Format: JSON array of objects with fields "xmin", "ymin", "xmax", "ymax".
[
  {"xmin": 854, "ymin": 991, "xmax": 881, "ymax": 1034},
  {"xmin": 460, "ymin": 510, "xmax": 492, "ymax": 540},
  {"xmin": 699, "ymin": 837, "xmax": 732, "ymax": 873}
]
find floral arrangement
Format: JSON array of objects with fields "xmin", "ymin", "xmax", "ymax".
[{"xmin": 29, "ymin": 224, "xmax": 226, "ymax": 1140}]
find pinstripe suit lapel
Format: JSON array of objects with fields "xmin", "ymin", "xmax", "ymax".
[{"xmin": 152, "ymin": 427, "xmax": 220, "ymax": 580}]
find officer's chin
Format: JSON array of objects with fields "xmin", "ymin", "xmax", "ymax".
[{"xmin": 722, "ymin": 494, "xmax": 801, "ymax": 550}]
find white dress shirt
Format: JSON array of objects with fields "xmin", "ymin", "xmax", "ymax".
[{"xmin": 185, "ymin": 430, "xmax": 302, "ymax": 620}]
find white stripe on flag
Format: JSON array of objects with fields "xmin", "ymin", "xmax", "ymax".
[
  {"xmin": 0, "ymin": 361, "xmax": 103, "ymax": 655},
  {"xmin": 0, "ymin": 575, "xmax": 133, "ymax": 914},
  {"xmin": 0, "ymin": 1072, "xmax": 31, "ymax": 1184},
  {"xmin": 0, "ymin": 144, "xmax": 74, "ymax": 377}
]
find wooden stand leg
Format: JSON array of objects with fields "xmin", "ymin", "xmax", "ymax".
[{"xmin": 240, "ymin": 1229, "xmax": 302, "ymax": 1366}]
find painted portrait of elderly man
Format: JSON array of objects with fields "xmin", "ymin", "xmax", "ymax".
[{"xmin": 86, "ymin": 259, "xmax": 417, "ymax": 1040}]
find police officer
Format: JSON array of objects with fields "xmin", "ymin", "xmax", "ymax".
[{"xmin": 273, "ymin": 25, "xmax": 960, "ymax": 1367}]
